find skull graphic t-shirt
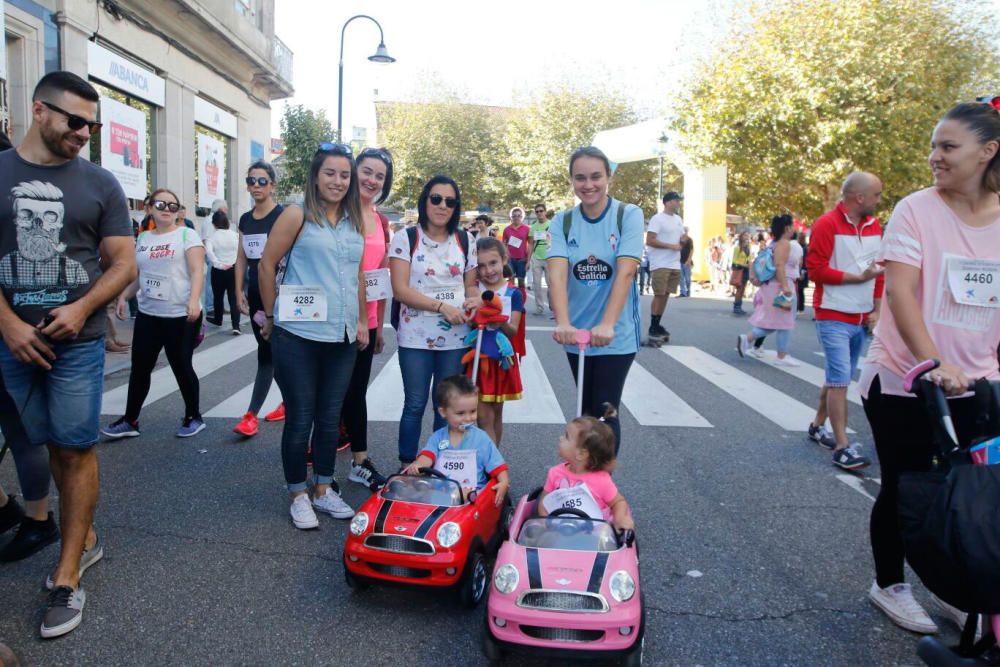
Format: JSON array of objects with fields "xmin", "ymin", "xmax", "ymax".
[{"xmin": 0, "ymin": 149, "xmax": 133, "ymax": 341}]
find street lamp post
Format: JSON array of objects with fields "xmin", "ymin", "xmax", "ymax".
[{"xmin": 337, "ymin": 14, "xmax": 395, "ymax": 143}]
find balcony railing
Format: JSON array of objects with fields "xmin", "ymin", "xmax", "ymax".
[{"xmin": 272, "ymin": 35, "xmax": 293, "ymax": 85}]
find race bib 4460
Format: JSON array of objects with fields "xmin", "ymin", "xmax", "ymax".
[{"xmin": 948, "ymin": 258, "xmax": 1000, "ymax": 308}]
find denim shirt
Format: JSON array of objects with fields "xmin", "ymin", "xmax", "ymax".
[{"xmin": 276, "ymin": 214, "xmax": 363, "ymax": 343}]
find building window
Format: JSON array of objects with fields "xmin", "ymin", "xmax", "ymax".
[
  {"xmin": 89, "ymin": 81, "xmax": 156, "ymax": 210},
  {"xmin": 195, "ymin": 124, "xmax": 230, "ymax": 212}
]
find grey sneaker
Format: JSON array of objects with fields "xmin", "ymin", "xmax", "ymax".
[
  {"xmin": 46, "ymin": 532, "xmax": 103, "ymax": 591},
  {"xmin": 101, "ymin": 418, "xmax": 140, "ymax": 439},
  {"xmin": 349, "ymin": 458, "xmax": 387, "ymax": 491},
  {"xmin": 833, "ymin": 444, "xmax": 871, "ymax": 470},
  {"xmin": 808, "ymin": 423, "xmax": 837, "ymax": 450},
  {"xmin": 312, "ymin": 488, "xmax": 354, "ymax": 519},
  {"xmin": 176, "ymin": 417, "xmax": 206, "ymax": 438},
  {"xmin": 40, "ymin": 586, "xmax": 86, "ymax": 639}
]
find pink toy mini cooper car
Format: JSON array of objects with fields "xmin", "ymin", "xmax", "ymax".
[{"xmin": 482, "ymin": 489, "xmax": 644, "ymax": 665}]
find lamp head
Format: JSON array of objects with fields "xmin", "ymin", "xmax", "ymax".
[{"xmin": 368, "ymin": 42, "xmax": 395, "ymax": 64}]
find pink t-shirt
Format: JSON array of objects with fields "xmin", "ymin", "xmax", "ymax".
[
  {"xmin": 362, "ymin": 219, "xmax": 387, "ymax": 330},
  {"xmin": 543, "ymin": 463, "xmax": 620, "ymax": 522},
  {"xmin": 860, "ymin": 188, "xmax": 1000, "ymax": 398},
  {"xmin": 503, "ymin": 223, "xmax": 531, "ymax": 260}
]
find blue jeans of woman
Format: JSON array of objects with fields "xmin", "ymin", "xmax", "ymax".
[
  {"xmin": 272, "ymin": 327, "xmax": 357, "ymax": 492},
  {"xmin": 752, "ymin": 326, "xmax": 791, "ymax": 354},
  {"xmin": 397, "ymin": 346, "xmax": 466, "ymax": 463}
]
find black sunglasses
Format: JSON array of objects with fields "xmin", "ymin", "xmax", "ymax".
[
  {"xmin": 246, "ymin": 176, "xmax": 271, "ymax": 187},
  {"xmin": 358, "ymin": 147, "xmax": 393, "ymax": 165},
  {"xmin": 428, "ymin": 194, "xmax": 458, "ymax": 209},
  {"xmin": 41, "ymin": 101, "xmax": 102, "ymax": 134},
  {"xmin": 152, "ymin": 200, "xmax": 181, "ymax": 213},
  {"xmin": 318, "ymin": 142, "xmax": 353, "ymax": 156}
]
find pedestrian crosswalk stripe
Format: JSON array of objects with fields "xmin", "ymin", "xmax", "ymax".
[
  {"xmin": 503, "ymin": 341, "xmax": 565, "ymax": 424},
  {"xmin": 366, "ymin": 352, "xmax": 405, "ymax": 421},
  {"xmin": 749, "ymin": 351, "xmax": 863, "ymax": 406},
  {"xmin": 621, "ymin": 362, "xmax": 712, "ymax": 428},
  {"xmin": 203, "ymin": 379, "xmax": 282, "ymax": 419},
  {"xmin": 662, "ymin": 346, "xmax": 832, "ymax": 432},
  {"xmin": 101, "ymin": 334, "xmax": 258, "ymax": 416}
]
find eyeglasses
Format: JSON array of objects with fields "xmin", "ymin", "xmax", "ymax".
[
  {"xmin": 151, "ymin": 200, "xmax": 181, "ymax": 213},
  {"xmin": 246, "ymin": 176, "xmax": 271, "ymax": 187},
  {"xmin": 511, "ymin": 212, "xmax": 523, "ymax": 218},
  {"xmin": 318, "ymin": 142, "xmax": 353, "ymax": 155},
  {"xmin": 428, "ymin": 194, "xmax": 458, "ymax": 209},
  {"xmin": 358, "ymin": 147, "xmax": 392, "ymax": 165},
  {"xmin": 41, "ymin": 101, "xmax": 102, "ymax": 134}
]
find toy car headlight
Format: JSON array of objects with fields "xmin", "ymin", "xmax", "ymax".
[
  {"xmin": 350, "ymin": 512, "xmax": 369, "ymax": 537},
  {"xmin": 609, "ymin": 570, "xmax": 635, "ymax": 602},
  {"xmin": 436, "ymin": 522, "xmax": 461, "ymax": 548},
  {"xmin": 493, "ymin": 564, "xmax": 519, "ymax": 594}
]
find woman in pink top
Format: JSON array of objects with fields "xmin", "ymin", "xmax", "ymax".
[
  {"xmin": 737, "ymin": 215, "xmax": 801, "ymax": 366},
  {"xmin": 341, "ymin": 148, "xmax": 395, "ymax": 492},
  {"xmin": 861, "ymin": 102, "xmax": 1000, "ymax": 634}
]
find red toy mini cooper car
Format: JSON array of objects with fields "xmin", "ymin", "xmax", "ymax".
[{"xmin": 343, "ymin": 467, "xmax": 511, "ymax": 606}]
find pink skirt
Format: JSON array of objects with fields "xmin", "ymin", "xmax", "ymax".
[{"xmin": 749, "ymin": 278, "xmax": 795, "ymax": 330}]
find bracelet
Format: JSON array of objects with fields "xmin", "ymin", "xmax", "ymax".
[
  {"xmin": 436, "ymin": 301, "xmax": 442, "ymax": 313},
  {"xmin": 265, "ymin": 315, "xmax": 274, "ymax": 319}
]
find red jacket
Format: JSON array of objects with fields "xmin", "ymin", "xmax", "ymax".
[{"xmin": 806, "ymin": 202, "xmax": 885, "ymax": 325}]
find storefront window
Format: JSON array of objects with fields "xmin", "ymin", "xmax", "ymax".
[
  {"xmin": 89, "ymin": 81, "xmax": 155, "ymax": 207},
  {"xmin": 194, "ymin": 124, "xmax": 230, "ymax": 213}
]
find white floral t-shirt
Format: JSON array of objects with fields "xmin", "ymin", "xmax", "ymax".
[{"xmin": 389, "ymin": 227, "xmax": 477, "ymax": 350}]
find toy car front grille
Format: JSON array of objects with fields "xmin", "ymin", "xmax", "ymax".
[
  {"xmin": 517, "ymin": 590, "xmax": 609, "ymax": 613},
  {"xmin": 520, "ymin": 626, "xmax": 605, "ymax": 643},
  {"xmin": 364, "ymin": 534, "xmax": 435, "ymax": 555},
  {"xmin": 368, "ymin": 563, "xmax": 431, "ymax": 578}
]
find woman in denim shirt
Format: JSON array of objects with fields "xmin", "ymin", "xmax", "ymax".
[{"xmin": 257, "ymin": 143, "xmax": 368, "ymax": 530}]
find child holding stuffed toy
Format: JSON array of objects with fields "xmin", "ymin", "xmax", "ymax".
[{"xmin": 463, "ymin": 238, "xmax": 524, "ymax": 446}]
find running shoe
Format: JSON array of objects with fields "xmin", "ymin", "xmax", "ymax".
[
  {"xmin": 736, "ymin": 334, "xmax": 751, "ymax": 358},
  {"xmin": 290, "ymin": 494, "xmax": 318, "ymax": 530},
  {"xmin": 40, "ymin": 586, "xmax": 86, "ymax": 639},
  {"xmin": 929, "ymin": 592, "xmax": 983, "ymax": 640},
  {"xmin": 233, "ymin": 412, "xmax": 259, "ymax": 437},
  {"xmin": 0, "ymin": 495, "xmax": 24, "ymax": 535},
  {"xmin": 649, "ymin": 324, "xmax": 669, "ymax": 338},
  {"xmin": 101, "ymin": 418, "xmax": 140, "ymax": 439},
  {"xmin": 46, "ymin": 532, "xmax": 103, "ymax": 590},
  {"xmin": 868, "ymin": 582, "xmax": 937, "ymax": 634},
  {"xmin": 749, "ymin": 347, "xmax": 765, "ymax": 358},
  {"xmin": 349, "ymin": 458, "xmax": 388, "ymax": 491},
  {"xmin": 833, "ymin": 444, "xmax": 871, "ymax": 470},
  {"xmin": 808, "ymin": 423, "xmax": 837, "ymax": 450},
  {"xmin": 231, "ymin": 329, "xmax": 241, "ymax": 336},
  {"xmin": 312, "ymin": 488, "xmax": 354, "ymax": 519},
  {"xmin": 774, "ymin": 356, "xmax": 801, "ymax": 367},
  {"xmin": 176, "ymin": 417, "xmax": 206, "ymax": 438},
  {"xmin": 264, "ymin": 403, "xmax": 285, "ymax": 422},
  {"xmin": 0, "ymin": 512, "xmax": 58, "ymax": 562}
]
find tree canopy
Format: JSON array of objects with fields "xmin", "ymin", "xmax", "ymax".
[{"xmin": 277, "ymin": 104, "xmax": 334, "ymax": 199}]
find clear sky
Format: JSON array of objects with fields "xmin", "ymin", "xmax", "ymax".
[{"xmin": 270, "ymin": 0, "xmax": 732, "ymax": 139}]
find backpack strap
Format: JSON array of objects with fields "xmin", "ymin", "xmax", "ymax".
[
  {"xmin": 407, "ymin": 225, "xmax": 419, "ymax": 258},
  {"xmin": 377, "ymin": 211, "xmax": 390, "ymax": 246},
  {"xmin": 562, "ymin": 207, "xmax": 576, "ymax": 240},
  {"xmin": 456, "ymin": 229, "xmax": 470, "ymax": 259}
]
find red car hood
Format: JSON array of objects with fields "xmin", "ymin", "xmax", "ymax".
[{"xmin": 369, "ymin": 497, "xmax": 459, "ymax": 539}]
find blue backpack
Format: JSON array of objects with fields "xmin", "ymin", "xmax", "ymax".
[{"xmin": 750, "ymin": 245, "xmax": 776, "ymax": 286}]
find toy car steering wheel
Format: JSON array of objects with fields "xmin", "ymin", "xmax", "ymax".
[
  {"xmin": 418, "ymin": 466, "xmax": 449, "ymax": 480},
  {"xmin": 548, "ymin": 507, "xmax": 591, "ymax": 536}
]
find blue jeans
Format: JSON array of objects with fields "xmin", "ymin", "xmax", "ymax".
[
  {"xmin": 0, "ymin": 337, "xmax": 105, "ymax": 449},
  {"xmin": 397, "ymin": 346, "xmax": 466, "ymax": 462},
  {"xmin": 815, "ymin": 319, "xmax": 866, "ymax": 387},
  {"xmin": 751, "ymin": 326, "xmax": 791, "ymax": 355},
  {"xmin": 271, "ymin": 327, "xmax": 357, "ymax": 492},
  {"xmin": 680, "ymin": 264, "xmax": 692, "ymax": 296}
]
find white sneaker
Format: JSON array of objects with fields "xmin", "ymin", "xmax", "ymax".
[
  {"xmin": 774, "ymin": 356, "xmax": 801, "ymax": 367},
  {"xmin": 929, "ymin": 593, "xmax": 983, "ymax": 641},
  {"xmin": 290, "ymin": 494, "xmax": 319, "ymax": 530},
  {"xmin": 749, "ymin": 348, "xmax": 765, "ymax": 358},
  {"xmin": 736, "ymin": 334, "xmax": 751, "ymax": 358},
  {"xmin": 312, "ymin": 488, "xmax": 355, "ymax": 519},
  {"xmin": 868, "ymin": 582, "xmax": 938, "ymax": 634}
]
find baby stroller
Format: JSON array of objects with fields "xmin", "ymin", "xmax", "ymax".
[{"xmin": 898, "ymin": 360, "xmax": 1000, "ymax": 665}]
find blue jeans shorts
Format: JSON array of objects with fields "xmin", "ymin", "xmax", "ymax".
[
  {"xmin": 815, "ymin": 319, "xmax": 866, "ymax": 387},
  {"xmin": 0, "ymin": 337, "xmax": 105, "ymax": 448},
  {"xmin": 510, "ymin": 259, "xmax": 527, "ymax": 279}
]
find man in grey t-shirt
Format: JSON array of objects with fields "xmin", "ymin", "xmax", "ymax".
[{"xmin": 0, "ymin": 72, "xmax": 136, "ymax": 639}]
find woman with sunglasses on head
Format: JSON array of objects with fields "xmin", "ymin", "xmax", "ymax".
[
  {"xmin": 257, "ymin": 143, "xmax": 368, "ymax": 530},
  {"xmin": 389, "ymin": 175, "xmax": 479, "ymax": 466},
  {"xmin": 103, "ymin": 188, "xmax": 207, "ymax": 439},
  {"xmin": 339, "ymin": 147, "xmax": 394, "ymax": 491},
  {"xmin": 231, "ymin": 161, "xmax": 285, "ymax": 437},
  {"xmin": 860, "ymin": 101, "xmax": 1000, "ymax": 634},
  {"xmin": 548, "ymin": 147, "xmax": 644, "ymax": 454},
  {"xmin": 205, "ymin": 209, "xmax": 240, "ymax": 334}
]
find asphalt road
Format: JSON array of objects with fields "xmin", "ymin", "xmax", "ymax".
[{"xmin": 0, "ymin": 291, "xmax": 955, "ymax": 666}]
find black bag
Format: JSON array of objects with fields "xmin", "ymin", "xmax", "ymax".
[
  {"xmin": 898, "ymin": 379, "xmax": 1000, "ymax": 614},
  {"xmin": 389, "ymin": 226, "xmax": 470, "ymax": 330}
]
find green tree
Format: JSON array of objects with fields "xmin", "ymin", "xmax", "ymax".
[
  {"xmin": 278, "ymin": 104, "xmax": 334, "ymax": 199},
  {"xmin": 375, "ymin": 99, "xmax": 508, "ymax": 210},
  {"xmin": 671, "ymin": 0, "xmax": 1000, "ymax": 222},
  {"xmin": 501, "ymin": 87, "xmax": 668, "ymax": 217}
]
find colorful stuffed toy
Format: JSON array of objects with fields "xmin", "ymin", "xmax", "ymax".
[{"xmin": 462, "ymin": 290, "xmax": 515, "ymax": 373}]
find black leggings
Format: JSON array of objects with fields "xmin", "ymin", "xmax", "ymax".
[
  {"xmin": 341, "ymin": 327, "xmax": 377, "ymax": 453},
  {"xmin": 565, "ymin": 352, "xmax": 635, "ymax": 454},
  {"xmin": 210, "ymin": 267, "xmax": 240, "ymax": 329},
  {"xmin": 125, "ymin": 311, "xmax": 203, "ymax": 422},
  {"xmin": 246, "ymin": 285, "xmax": 275, "ymax": 415},
  {"xmin": 863, "ymin": 375, "xmax": 979, "ymax": 588}
]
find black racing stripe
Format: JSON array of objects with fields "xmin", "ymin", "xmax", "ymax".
[
  {"xmin": 373, "ymin": 500, "xmax": 393, "ymax": 533},
  {"xmin": 526, "ymin": 548, "xmax": 542, "ymax": 590},
  {"xmin": 414, "ymin": 507, "xmax": 448, "ymax": 539},
  {"xmin": 587, "ymin": 552, "xmax": 610, "ymax": 594}
]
